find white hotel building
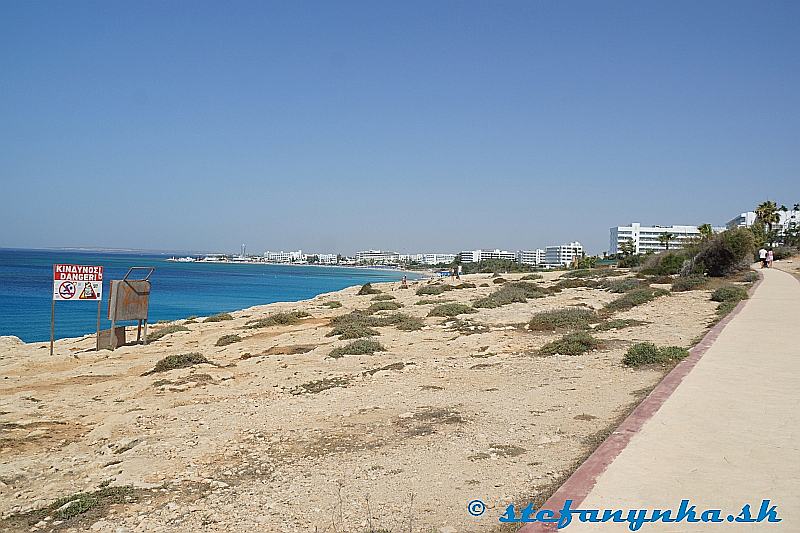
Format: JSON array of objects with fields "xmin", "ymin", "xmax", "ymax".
[
  {"xmin": 422, "ymin": 253, "xmax": 457, "ymax": 265},
  {"xmin": 544, "ymin": 242, "xmax": 584, "ymax": 267},
  {"xmin": 314, "ymin": 253, "xmax": 338, "ymax": 264},
  {"xmin": 517, "ymin": 249, "xmax": 546, "ymax": 266},
  {"xmin": 609, "ymin": 223, "xmax": 724, "ymax": 255},
  {"xmin": 398, "ymin": 253, "xmax": 458, "ymax": 265},
  {"xmin": 727, "ymin": 210, "xmax": 799, "ymax": 235},
  {"xmin": 264, "ymin": 250, "xmax": 306, "ymax": 263},
  {"xmin": 459, "ymin": 249, "xmax": 517, "ymax": 263},
  {"xmin": 355, "ymin": 250, "xmax": 400, "ymax": 264}
]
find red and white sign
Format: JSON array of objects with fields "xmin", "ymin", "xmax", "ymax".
[{"xmin": 52, "ymin": 264, "xmax": 104, "ymax": 301}]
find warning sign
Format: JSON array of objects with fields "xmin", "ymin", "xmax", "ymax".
[{"xmin": 53, "ymin": 264, "xmax": 103, "ymax": 301}]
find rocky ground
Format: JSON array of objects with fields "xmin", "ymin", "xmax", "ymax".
[{"xmin": 0, "ymin": 269, "xmax": 729, "ymax": 532}]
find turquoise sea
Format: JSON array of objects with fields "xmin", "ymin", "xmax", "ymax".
[{"xmin": 0, "ymin": 249, "xmax": 416, "ymax": 343}]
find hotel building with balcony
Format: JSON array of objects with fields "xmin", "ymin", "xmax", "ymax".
[{"xmin": 609, "ymin": 223, "xmax": 724, "ymax": 255}]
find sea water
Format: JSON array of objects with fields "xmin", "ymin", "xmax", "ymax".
[{"xmin": 0, "ymin": 249, "xmax": 415, "ymax": 342}]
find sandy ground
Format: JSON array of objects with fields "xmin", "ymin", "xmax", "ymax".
[
  {"xmin": 0, "ymin": 270, "xmax": 722, "ymax": 532},
  {"xmin": 768, "ymin": 256, "xmax": 800, "ymax": 279}
]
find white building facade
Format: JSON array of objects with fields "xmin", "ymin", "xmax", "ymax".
[
  {"xmin": 459, "ymin": 249, "xmax": 517, "ymax": 263},
  {"xmin": 727, "ymin": 210, "xmax": 799, "ymax": 235},
  {"xmin": 422, "ymin": 253, "xmax": 457, "ymax": 265},
  {"xmin": 517, "ymin": 249, "xmax": 546, "ymax": 266},
  {"xmin": 356, "ymin": 250, "xmax": 400, "ymax": 264},
  {"xmin": 609, "ymin": 223, "xmax": 724, "ymax": 255},
  {"xmin": 544, "ymin": 242, "xmax": 584, "ymax": 267},
  {"xmin": 315, "ymin": 253, "xmax": 338, "ymax": 264},
  {"xmin": 264, "ymin": 250, "xmax": 306, "ymax": 263},
  {"xmin": 726, "ymin": 212, "xmax": 758, "ymax": 229}
]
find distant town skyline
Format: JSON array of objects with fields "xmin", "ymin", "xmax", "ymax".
[{"xmin": 1, "ymin": 2, "xmax": 798, "ymax": 254}]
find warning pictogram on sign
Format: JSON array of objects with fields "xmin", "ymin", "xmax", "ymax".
[
  {"xmin": 79, "ymin": 282, "xmax": 98, "ymax": 300},
  {"xmin": 58, "ymin": 281, "xmax": 76, "ymax": 300}
]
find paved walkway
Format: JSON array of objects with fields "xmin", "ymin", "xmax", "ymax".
[{"xmin": 522, "ymin": 267, "xmax": 800, "ymax": 532}]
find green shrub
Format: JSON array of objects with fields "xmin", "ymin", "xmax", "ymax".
[
  {"xmin": 329, "ymin": 339, "xmax": 385, "ymax": 358},
  {"xmin": 329, "ymin": 310, "xmax": 423, "ymax": 333},
  {"xmin": 660, "ymin": 346, "xmax": 690, "ymax": 360},
  {"xmin": 539, "ymin": 332, "xmax": 601, "ymax": 356},
  {"xmin": 474, "ymin": 281, "xmax": 547, "ymax": 308},
  {"xmin": 604, "ymin": 288, "xmax": 669, "ymax": 313},
  {"xmin": 640, "ymin": 252, "xmax": 689, "ymax": 276},
  {"xmin": 459, "ymin": 259, "xmax": 536, "ymax": 274},
  {"xmin": 327, "ymin": 322, "xmax": 379, "ymax": 339},
  {"xmin": 741, "ymin": 271, "xmax": 759, "ymax": 283},
  {"xmin": 372, "ymin": 294, "xmax": 396, "ymax": 301},
  {"xmin": 553, "ymin": 278, "xmax": 600, "ymax": 290},
  {"xmin": 520, "ymin": 273, "xmax": 543, "ymax": 280},
  {"xmin": 143, "ymin": 353, "xmax": 212, "ymax": 375},
  {"xmin": 323, "ymin": 301, "xmax": 342, "ymax": 308},
  {"xmin": 771, "ymin": 246, "xmax": 797, "ymax": 260},
  {"xmin": 416, "ymin": 284, "xmax": 452, "ymax": 296},
  {"xmin": 357, "ymin": 283, "xmax": 381, "ymax": 295},
  {"xmin": 392, "ymin": 314, "xmax": 425, "ymax": 331},
  {"xmin": 594, "ymin": 318, "xmax": 648, "ymax": 331},
  {"xmin": 561, "ymin": 269, "xmax": 590, "ymax": 278},
  {"xmin": 623, "ymin": 343, "xmax": 661, "ymax": 366},
  {"xmin": 562, "ymin": 269, "xmax": 618, "ymax": 279},
  {"xmin": 49, "ymin": 486, "xmax": 136, "ymax": 520},
  {"xmin": 671, "ymin": 276, "xmax": 707, "ymax": 292},
  {"xmin": 528, "ymin": 308, "xmax": 598, "ymax": 331},
  {"xmin": 618, "ymin": 254, "xmax": 645, "ymax": 268},
  {"xmin": 711, "ymin": 285, "xmax": 749, "ymax": 303},
  {"xmin": 330, "ymin": 310, "xmax": 368, "ymax": 326},
  {"xmin": 415, "ymin": 298, "xmax": 453, "ymax": 305},
  {"xmin": 215, "ymin": 334, "xmax": 242, "ymax": 346},
  {"xmin": 493, "ymin": 277, "xmax": 507, "ymax": 284},
  {"xmin": 147, "ymin": 324, "xmax": 189, "ymax": 342},
  {"xmin": 366, "ymin": 301, "xmax": 403, "ymax": 313},
  {"xmin": 603, "ymin": 278, "xmax": 642, "ymax": 293},
  {"xmin": 428, "ymin": 303, "xmax": 478, "ymax": 317},
  {"xmin": 246, "ymin": 311, "xmax": 310, "ymax": 328},
  {"xmin": 623, "ymin": 343, "xmax": 688, "ymax": 367},
  {"xmin": 647, "ymin": 275, "xmax": 675, "ymax": 284},
  {"xmin": 693, "ymin": 228, "xmax": 755, "ymax": 277},
  {"xmin": 203, "ymin": 312, "xmax": 233, "ymax": 323},
  {"xmin": 715, "ymin": 299, "xmax": 739, "ymax": 320}
]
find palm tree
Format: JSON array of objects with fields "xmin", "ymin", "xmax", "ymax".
[
  {"xmin": 658, "ymin": 232, "xmax": 676, "ymax": 251},
  {"xmin": 697, "ymin": 224, "xmax": 714, "ymax": 240},
  {"xmin": 755, "ymin": 200, "xmax": 781, "ymax": 234},
  {"xmin": 619, "ymin": 237, "xmax": 636, "ymax": 257}
]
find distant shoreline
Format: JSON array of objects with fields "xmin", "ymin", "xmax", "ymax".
[{"xmin": 164, "ymin": 257, "xmax": 432, "ymax": 277}]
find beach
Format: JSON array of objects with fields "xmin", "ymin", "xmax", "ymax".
[{"xmin": 0, "ymin": 269, "xmax": 731, "ymax": 531}]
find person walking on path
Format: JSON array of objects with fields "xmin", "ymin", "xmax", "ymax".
[
  {"xmin": 767, "ymin": 249, "xmax": 774, "ymax": 268},
  {"xmin": 457, "ymin": 264, "xmax": 462, "ymax": 280},
  {"xmin": 759, "ymin": 247, "xmax": 768, "ymax": 268}
]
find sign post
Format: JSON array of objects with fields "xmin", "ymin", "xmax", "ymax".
[{"xmin": 51, "ymin": 264, "xmax": 104, "ymax": 355}]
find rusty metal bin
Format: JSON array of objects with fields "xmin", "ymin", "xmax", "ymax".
[
  {"xmin": 97, "ymin": 326, "xmax": 126, "ymax": 350},
  {"xmin": 107, "ymin": 267, "xmax": 154, "ymax": 350}
]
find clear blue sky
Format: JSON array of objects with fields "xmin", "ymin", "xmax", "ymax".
[{"xmin": 1, "ymin": 1, "xmax": 798, "ymax": 254}]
